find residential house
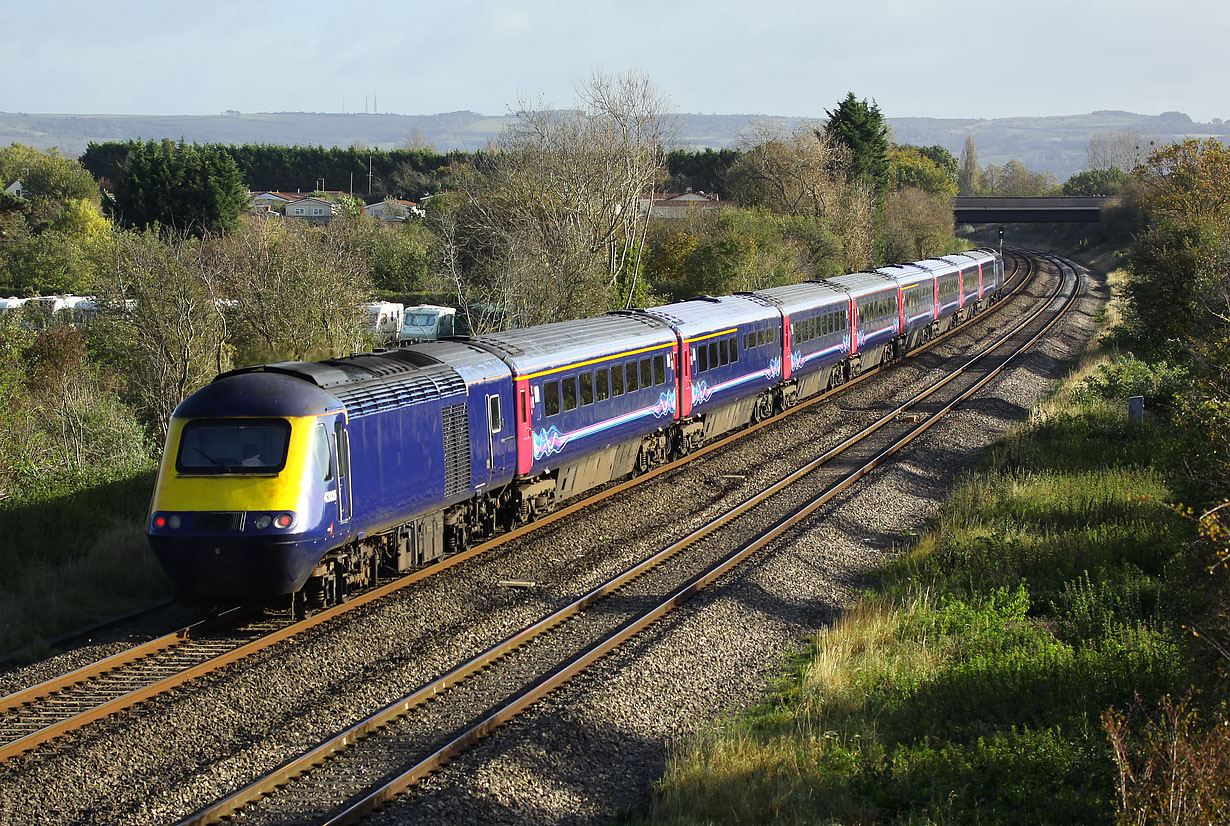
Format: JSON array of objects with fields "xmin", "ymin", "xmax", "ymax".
[
  {"xmin": 3, "ymin": 179, "xmax": 23, "ymax": 198},
  {"xmin": 363, "ymin": 199, "xmax": 425, "ymax": 222},
  {"xmin": 636, "ymin": 189, "xmax": 732, "ymax": 219},
  {"xmin": 284, "ymin": 196, "xmax": 337, "ymax": 222}
]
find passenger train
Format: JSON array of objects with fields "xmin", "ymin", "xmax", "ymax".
[{"xmin": 148, "ymin": 250, "xmax": 1004, "ymax": 606}]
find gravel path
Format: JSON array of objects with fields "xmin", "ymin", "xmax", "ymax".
[{"xmin": 0, "ymin": 256, "xmax": 1099, "ymax": 826}]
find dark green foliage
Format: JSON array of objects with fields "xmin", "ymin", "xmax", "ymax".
[
  {"xmin": 1121, "ymin": 218, "xmax": 1219, "ymax": 358},
  {"xmin": 822, "ymin": 92, "xmax": 890, "ymax": 194},
  {"xmin": 1079, "ymin": 354, "xmax": 1191, "ymax": 407},
  {"xmin": 83, "ymin": 141, "xmax": 458, "ymax": 200},
  {"xmin": 1064, "ymin": 167, "xmax": 1130, "ymax": 196},
  {"xmin": 644, "ymin": 209, "xmax": 841, "ymax": 300},
  {"xmin": 664, "ymin": 148, "xmax": 742, "ymax": 196},
  {"xmin": 914, "ymin": 144, "xmax": 959, "ymax": 184},
  {"xmin": 111, "ymin": 139, "xmax": 248, "ymax": 236}
]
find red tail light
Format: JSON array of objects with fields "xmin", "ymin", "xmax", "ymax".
[
  {"xmin": 153, "ymin": 515, "xmax": 167, "ymax": 528},
  {"xmin": 274, "ymin": 514, "xmax": 293, "ymax": 529}
]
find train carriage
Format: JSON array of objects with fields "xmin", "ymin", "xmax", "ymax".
[
  {"xmin": 750, "ymin": 281, "xmax": 851, "ymax": 404},
  {"xmin": 876, "ymin": 262, "xmax": 939, "ymax": 353},
  {"xmin": 471, "ymin": 314, "xmax": 678, "ymax": 514},
  {"xmin": 963, "ymin": 248, "xmax": 1004, "ymax": 304},
  {"xmin": 637, "ymin": 295, "xmax": 783, "ymax": 449},
  {"xmin": 148, "ymin": 250, "xmax": 1006, "ymax": 606},
  {"xmin": 822, "ymin": 272, "xmax": 901, "ymax": 374}
]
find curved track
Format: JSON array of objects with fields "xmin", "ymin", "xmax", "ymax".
[
  {"xmin": 170, "ymin": 251, "xmax": 1080, "ymax": 826},
  {"xmin": 0, "ymin": 250, "xmax": 1037, "ymax": 767}
]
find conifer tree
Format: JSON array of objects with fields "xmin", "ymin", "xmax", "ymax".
[
  {"xmin": 112, "ymin": 139, "xmax": 248, "ymax": 236},
  {"xmin": 821, "ymin": 92, "xmax": 890, "ymax": 195}
]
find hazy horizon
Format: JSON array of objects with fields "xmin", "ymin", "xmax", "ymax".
[{"xmin": 6, "ymin": 0, "xmax": 1229, "ymax": 125}]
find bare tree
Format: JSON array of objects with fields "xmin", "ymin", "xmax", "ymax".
[
  {"xmin": 1086, "ymin": 131, "xmax": 1144, "ymax": 173},
  {"xmin": 726, "ymin": 120, "xmax": 850, "ymax": 216},
  {"xmin": 211, "ymin": 218, "xmax": 375, "ymax": 363},
  {"xmin": 92, "ymin": 229, "xmax": 231, "ymax": 440},
  {"xmin": 437, "ymin": 70, "xmax": 675, "ymax": 328}
]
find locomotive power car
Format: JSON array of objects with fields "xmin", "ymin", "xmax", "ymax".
[{"xmin": 148, "ymin": 250, "xmax": 1003, "ymax": 606}]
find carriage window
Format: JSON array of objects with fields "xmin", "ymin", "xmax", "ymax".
[
  {"xmin": 708, "ymin": 341, "xmax": 719, "ymax": 369},
  {"xmin": 580, "ymin": 372, "xmax": 593, "ymax": 406},
  {"xmin": 625, "ymin": 361, "xmax": 639, "ymax": 392},
  {"xmin": 596, "ymin": 367, "xmax": 610, "ymax": 401},
  {"xmin": 612, "ymin": 364, "xmax": 625, "ymax": 396},
  {"xmin": 544, "ymin": 381, "xmax": 561, "ymax": 416},
  {"xmin": 488, "ymin": 395, "xmax": 502, "ymax": 433},
  {"xmin": 653, "ymin": 354, "xmax": 665, "ymax": 385},
  {"xmin": 697, "ymin": 344, "xmax": 708, "ymax": 373},
  {"xmin": 640, "ymin": 358, "xmax": 653, "ymax": 388},
  {"xmin": 756, "ymin": 329, "xmax": 764, "ymax": 347},
  {"xmin": 719, "ymin": 338, "xmax": 728, "ymax": 366},
  {"xmin": 562, "ymin": 376, "xmax": 578, "ymax": 411},
  {"xmin": 729, "ymin": 337, "xmax": 738, "ymax": 363}
]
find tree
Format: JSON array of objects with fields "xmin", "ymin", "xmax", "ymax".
[
  {"xmin": 89, "ymin": 229, "xmax": 231, "ymax": 439},
  {"xmin": 1063, "ymin": 167, "xmax": 1129, "ymax": 196},
  {"xmin": 882, "ymin": 187, "xmax": 954, "ymax": 262},
  {"xmin": 724, "ymin": 122, "xmax": 874, "ymax": 271},
  {"xmin": 726, "ymin": 123, "xmax": 850, "ymax": 217},
  {"xmin": 111, "ymin": 139, "xmax": 248, "ymax": 236},
  {"xmin": 1122, "ymin": 139, "xmax": 1230, "ymax": 355},
  {"xmin": 888, "ymin": 146, "xmax": 957, "ymax": 196},
  {"xmin": 958, "ymin": 136, "xmax": 986, "ymax": 195},
  {"xmin": 1086, "ymin": 131, "xmax": 1142, "ymax": 173},
  {"xmin": 914, "ymin": 145, "xmax": 959, "ymax": 186},
  {"xmin": 211, "ymin": 218, "xmax": 375, "ymax": 363},
  {"xmin": 983, "ymin": 159, "xmax": 1058, "ymax": 196},
  {"xmin": 822, "ymin": 93, "xmax": 890, "ymax": 195},
  {"xmin": 0, "ymin": 144, "xmax": 100, "ymax": 228},
  {"xmin": 438, "ymin": 70, "xmax": 674, "ymax": 328}
]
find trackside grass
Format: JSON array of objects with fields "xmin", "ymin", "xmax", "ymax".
[
  {"xmin": 636, "ymin": 278, "xmax": 1214, "ymax": 825},
  {"xmin": 0, "ymin": 465, "xmax": 168, "ymax": 659}
]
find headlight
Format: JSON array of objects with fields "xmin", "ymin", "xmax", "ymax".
[
  {"xmin": 168, "ymin": 515, "xmax": 181, "ymax": 529},
  {"xmin": 253, "ymin": 514, "xmax": 273, "ymax": 530}
]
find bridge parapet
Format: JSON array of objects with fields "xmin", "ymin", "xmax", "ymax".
[{"xmin": 954, "ymin": 196, "xmax": 1113, "ymax": 223}]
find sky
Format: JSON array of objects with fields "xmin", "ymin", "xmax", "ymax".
[{"xmin": 4, "ymin": 0, "xmax": 1228, "ymax": 123}]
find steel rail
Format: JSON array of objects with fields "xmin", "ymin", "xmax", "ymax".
[
  {"xmin": 0, "ymin": 250, "xmax": 1033, "ymax": 764},
  {"xmin": 318, "ymin": 253, "xmax": 1080, "ymax": 826},
  {"xmin": 172, "ymin": 252, "xmax": 1067, "ymax": 826}
]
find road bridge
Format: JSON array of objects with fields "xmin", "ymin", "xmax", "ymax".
[{"xmin": 954, "ymin": 196, "xmax": 1111, "ymax": 223}]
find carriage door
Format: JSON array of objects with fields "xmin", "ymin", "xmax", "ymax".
[
  {"xmin": 484, "ymin": 393, "xmax": 502, "ymax": 483},
  {"xmin": 333, "ymin": 419, "xmax": 352, "ymax": 524}
]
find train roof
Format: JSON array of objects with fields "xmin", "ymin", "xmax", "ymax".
[
  {"xmin": 175, "ymin": 371, "xmax": 345, "ymax": 419},
  {"xmin": 472, "ymin": 313, "xmax": 674, "ymax": 378},
  {"xmin": 387, "ymin": 339, "xmax": 511, "ymax": 387},
  {"xmin": 638, "ymin": 294, "xmax": 779, "ymax": 340},
  {"xmin": 875, "ymin": 262, "xmax": 935, "ymax": 288},
  {"xmin": 748, "ymin": 281, "xmax": 848, "ymax": 316},
  {"xmin": 935, "ymin": 253, "xmax": 981, "ymax": 270},
  {"xmin": 819, "ymin": 271, "xmax": 898, "ymax": 299},
  {"xmin": 204, "ymin": 350, "xmax": 468, "ymax": 419},
  {"xmin": 911, "ymin": 258, "xmax": 961, "ymax": 276}
]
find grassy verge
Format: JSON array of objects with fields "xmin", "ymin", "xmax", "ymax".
[
  {"xmin": 0, "ymin": 465, "xmax": 169, "ymax": 659},
  {"xmin": 636, "ymin": 271, "xmax": 1222, "ymax": 825}
]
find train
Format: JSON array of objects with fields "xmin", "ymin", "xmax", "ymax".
[{"xmin": 147, "ymin": 250, "xmax": 1004, "ymax": 608}]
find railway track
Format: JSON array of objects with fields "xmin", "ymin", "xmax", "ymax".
[
  {"xmin": 170, "ymin": 252, "xmax": 1080, "ymax": 825},
  {"xmin": 0, "ymin": 249, "xmax": 1036, "ymax": 768}
]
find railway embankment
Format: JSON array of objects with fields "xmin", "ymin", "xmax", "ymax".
[{"xmin": 635, "ymin": 261, "xmax": 1228, "ymax": 824}]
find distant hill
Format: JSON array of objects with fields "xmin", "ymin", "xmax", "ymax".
[{"xmin": 1, "ymin": 108, "xmax": 1225, "ymax": 182}]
